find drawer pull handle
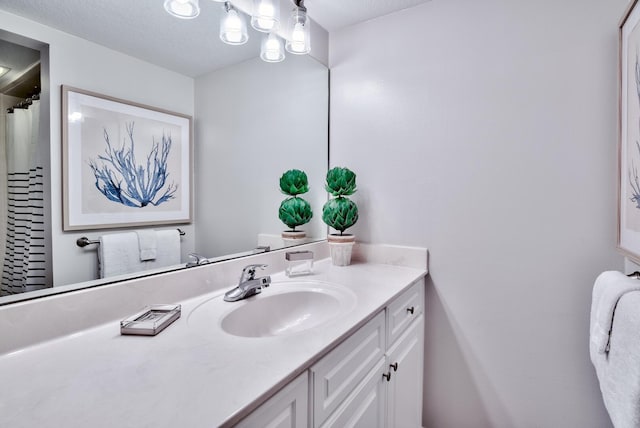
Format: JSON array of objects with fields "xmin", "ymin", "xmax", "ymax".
[
  {"xmin": 407, "ymin": 306, "xmax": 415, "ymax": 315},
  {"xmin": 390, "ymin": 362, "xmax": 398, "ymax": 372},
  {"xmin": 382, "ymin": 372, "xmax": 392, "ymax": 382}
]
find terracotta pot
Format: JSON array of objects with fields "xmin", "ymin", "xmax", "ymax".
[{"xmin": 327, "ymin": 234, "xmax": 355, "ymax": 266}]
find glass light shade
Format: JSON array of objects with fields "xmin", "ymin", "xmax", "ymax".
[
  {"xmin": 220, "ymin": 4, "xmax": 249, "ymax": 45},
  {"xmin": 285, "ymin": 6, "xmax": 310, "ymax": 55},
  {"xmin": 164, "ymin": 0, "xmax": 200, "ymax": 19},
  {"xmin": 260, "ymin": 33, "xmax": 285, "ymax": 63},
  {"xmin": 251, "ymin": 0, "xmax": 280, "ymax": 33}
]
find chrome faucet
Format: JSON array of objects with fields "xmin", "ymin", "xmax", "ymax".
[
  {"xmin": 186, "ymin": 253, "xmax": 209, "ymax": 268},
  {"xmin": 224, "ymin": 264, "xmax": 271, "ymax": 302}
]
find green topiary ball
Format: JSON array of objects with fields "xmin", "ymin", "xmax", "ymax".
[
  {"xmin": 325, "ymin": 167, "xmax": 357, "ymax": 197},
  {"xmin": 279, "ymin": 197, "xmax": 313, "ymax": 230},
  {"xmin": 322, "ymin": 197, "xmax": 358, "ymax": 234},
  {"xmin": 280, "ymin": 169, "xmax": 309, "ymax": 196}
]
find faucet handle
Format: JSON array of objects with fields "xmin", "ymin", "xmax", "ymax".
[{"xmin": 241, "ymin": 264, "xmax": 268, "ymax": 281}]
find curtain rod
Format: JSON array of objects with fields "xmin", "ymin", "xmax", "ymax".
[{"xmin": 6, "ymin": 92, "xmax": 40, "ymax": 114}]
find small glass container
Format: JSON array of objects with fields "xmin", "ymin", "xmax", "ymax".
[{"xmin": 285, "ymin": 250, "xmax": 314, "ymax": 277}]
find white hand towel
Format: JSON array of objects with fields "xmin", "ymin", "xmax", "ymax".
[
  {"xmin": 591, "ymin": 283, "xmax": 640, "ymax": 428},
  {"xmin": 136, "ymin": 230, "xmax": 157, "ymax": 261},
  {"xmin": 153, "ymin": 229, "xmax": 181, "ymax": 268},
  {"xmin": 99, "ymin": 232, "xmax": 142, "ymax": 278},
  {"xmin": 590, "ymin": 271, "xmax": 640, "ymax": 355},
  {"xmin": 99, "ymin": 230, "xmax": 181, "ymax": 278}
]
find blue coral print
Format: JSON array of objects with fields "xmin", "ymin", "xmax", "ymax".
[{"xmin": 88, "ymin": 122, "xmax": 177, "ymax": 208}]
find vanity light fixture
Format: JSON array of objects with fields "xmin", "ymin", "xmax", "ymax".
[
  {"xmin": 251, "ymin": 0, "xmax": 280, "ymax": 33},
  {"xmin": 260, "ymin": 33, "xmax": 285, "ymax": 63},
  {"xmin": 163, "ymin": 0, "xmax": 200, "ymax": 19},
  {"xmin": 0, "ymin": 66, "xmax": 10, "ymax": 78},
  {"xmin": 285, "ymin": 0, "xmax": 310, "ymax": 55},
  {"xmin": 163, "ymin": 0, "xmax": 311, "ymax": 60},
  {"xmin": 220, "ymin": 1, "xmax": 249, "ymax": 45}
]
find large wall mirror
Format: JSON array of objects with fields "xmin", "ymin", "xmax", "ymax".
[{"xmin": 0, "ymin": 1, "xmax": 329, "ymax": 305}]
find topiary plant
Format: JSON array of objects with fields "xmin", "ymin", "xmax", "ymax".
[
  {"xmin": 279, "ymin": 169, "xmax": 309, "ymax": 196},
  {"xmin": 279, "ymin": 169, "xmax": 313, "ymax": 231},
  {"xmin": 322, "ymin": 167, "xmax": 358, "ymax": 236}
]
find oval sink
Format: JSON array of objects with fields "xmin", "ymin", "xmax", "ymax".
[{"xmin": 187, "ymin": 281, "xmax": 356, "ymax": 338}]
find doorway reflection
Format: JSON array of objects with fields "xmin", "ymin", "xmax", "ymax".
[{"xmin": 0, "ymin": 39, "xmax": 49, "ymax": 296}]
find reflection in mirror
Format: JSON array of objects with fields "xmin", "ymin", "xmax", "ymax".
[
  {"xmin": 0, "ymin": 6, "xmax": 328, "ymax": 305},
  {"xmin": 0, "ymin": 35, "xmax": 52, "ymax": 298},
  {"xmin": 195, "ymin": 54, "xmax": 328, "ymax": 259}
]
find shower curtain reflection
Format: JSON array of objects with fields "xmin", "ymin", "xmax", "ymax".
[{"xmin": 1, "ymin": 98, "xmax": 48, "ymax": 295}]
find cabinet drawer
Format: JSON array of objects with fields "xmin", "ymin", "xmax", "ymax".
[
  {"xmin": 311, "ymin": 311, "xmax": 386, "ymax": 427},
  {"xmin": 386, "ymin": 279, "xmax": 424, "ymax": 347}
]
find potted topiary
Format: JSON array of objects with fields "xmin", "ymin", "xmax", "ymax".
[
  {"xmin": 322, "ymin": 166, "xmax": 359, "ymax": 266},
  {"xmin": 279, "ymin": 169, "xmax": 313, "ymax": 246}
]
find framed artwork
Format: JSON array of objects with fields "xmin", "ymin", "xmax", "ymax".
[
  {"xmin": 62, "ymin": 85, "xmax": 192, "ymax": 231},
  {"xmin": 619, "ymin": 0, "xmax": 640, "ymax": 261}
]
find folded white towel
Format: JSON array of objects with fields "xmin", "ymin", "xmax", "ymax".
[
  {"xmin": 136, "ymin": 230, "xmax": 157, "ymax": 261},
  {"xmin": 590, "ymin": 271, "xmax": 640, "ymax": 355},
  {"xmin": 99, "ymin": 230, "xmax": 182, "ymax": 279},
  {"xmin": 99, "ymin": 232, "xmax": 141, "ymax": 278}
]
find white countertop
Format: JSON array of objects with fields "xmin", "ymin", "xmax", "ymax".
[{"xmin": 0, "ymin": 259, "xmax": 426, "ymax": 428}]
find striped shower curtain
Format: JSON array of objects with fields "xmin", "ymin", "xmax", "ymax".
[{"xmin": 0, "ymin": 100, "xmax": 47, "ymax": 295}]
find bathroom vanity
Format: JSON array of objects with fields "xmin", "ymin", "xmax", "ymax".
[
  {"xmin": 236, "ymin": 280, "xmax": 424, "ymax": 428},
  {"xmin": 0, "ymin": 243, "xmax": 427, "ymax": 427}
]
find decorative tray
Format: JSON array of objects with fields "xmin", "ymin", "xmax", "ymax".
[{"xmin": 120, "ymin": 304, "xmax": 181, "ymax": 336}]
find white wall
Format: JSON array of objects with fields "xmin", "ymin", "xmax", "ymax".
[
  {"xmin": 330, "ymin": 1, "xmax": 626, "ymax": 427},
  {"xmin": 0, "ymin": 10, "xmax": 195, "ymax": 286},
  {"xmin": 194, "ymin": 56, "xmax": 328, "ymax": 257}
]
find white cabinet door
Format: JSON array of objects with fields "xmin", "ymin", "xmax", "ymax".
[
  {"xmin": 319, "ymin": 357, "xmax": 387, "ymax": 428},
  {"xmin": 235, "ymin": 372, "xmax": 309, "ymax": 428},
  {"xmin": 386, "ymin": 314, "xmax": 424, "ymax": 428},
  {"xmin": 311, "ymin": 311, "xmax": 386, "ymax": 427}
]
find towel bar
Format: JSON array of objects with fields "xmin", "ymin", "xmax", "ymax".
[{"xmin": 76, "ymin": 229, "xmax": 186, "ymax": 248}]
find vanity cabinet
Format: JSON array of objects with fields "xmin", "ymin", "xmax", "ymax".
[
  {"xmin": 312, "ymin": 279, "xmax": 424, "ymax": 428},
  {"xmin": 384, "ymin": 280, "xmax": 425, "ymax": 428},
  {"xmin": 315, "ymin": 357, "xmax": 387, "ymax": 427},
  {"xmin": 311, "ymin": 311, "xmax": 387, "ymax": 427},
  {"xmin": 236, "ymin": 279, "xmax": 424, "ymax": 428},
  {"xmin": 235, "ymin": 372, "xmax": 308, "ymax": 428},
  {"xmin": 385, "ymin": 314, "xmax": 424, "ymax": 427}
]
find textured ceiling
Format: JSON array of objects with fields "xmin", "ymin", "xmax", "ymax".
[{"xmin": 0, "ymin": 0, "xmax": 432, "ymax": 77}]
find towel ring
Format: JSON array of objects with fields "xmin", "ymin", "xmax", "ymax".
[{"xmin": 76, "ymin": 228, "xmax": 186, "ymax": 248}]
